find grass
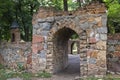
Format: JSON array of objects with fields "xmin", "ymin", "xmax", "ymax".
[
  {"xmin": 1, "ymin": 63, "xmax": 120, "ymax": 80},
  {"xmin": 0, "ymin": 64, "xmax": 52, "ymax": 80},
  {"xmin": 34, "ymin": 71, "xmax": 52, "ymax": 78}
]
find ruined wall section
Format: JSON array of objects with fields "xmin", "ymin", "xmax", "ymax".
[
  {"xmin": 0, "ymin": 42, "xmax": 31, "ymax": 70},
  {"xmin": 32, "ymin": 2, "xmax": 107, "ymax": 77},
  {"xmin": 107, "ymin": 34, "xmax": 120, "ymax": 74}
]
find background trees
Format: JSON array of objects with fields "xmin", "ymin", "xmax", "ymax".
[
  {"xmin": 104, "ymin": 0, "xmax": 120, "ymax": 33},
  {"xmin": 0, "ymin": 0, "xmax": 120, "ymax": 41}
]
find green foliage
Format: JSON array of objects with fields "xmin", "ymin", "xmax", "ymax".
[
  {"xmin": 51, "ymin": 0, "xmax": 63, "ymax": 10},
  {"xmin": 0, "ymin": 65, "xmax": 52, "ymax": 80},
  {"xmin": 20, "ymin": 72, "xmax": 33, "ymax": 80},
  {"xmin": 0, "ymin": 64, "xmax": 4, "ymax": 69},
  {"xmin": 0, "ymin": 0, "xmax": 40, "ymax": 41},
  {"xmin": 17, "ymin": 62, "xmax": 25, "ymax": 71},
  {"xmin": 35, "ymin": 71, "xmax": 52, "ymax": 78},
  {"xmin": 104, "ymin": 0, "xmax": 120, "ymax": 33},
  {"xmin": 0, "ymin": 0, "xmax": 14, "ymax": 41},
  {"xmin": 1, "ymin": 0, "xmax": 120, "ymax": 41},
  {"xmin": 68, "ymin": 0, "xmax": 79, "ymax": 11},
  {"xmin": 71, "ymin": 34, "xmax": 79, "ymax": 39}
]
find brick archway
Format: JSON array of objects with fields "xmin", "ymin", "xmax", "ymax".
[
  {"xmin": 46, "ymin": 21, "xmax": 87, "ymax": 74},
  {"xmin": 32, "ymin": 3, "xmax": 107, "ymax": 77}
]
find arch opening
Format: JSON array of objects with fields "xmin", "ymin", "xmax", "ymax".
[
  {"xmin": 71, "ymin": 42, "xmax": 78, "ymax": 54},
  {"xmin": 52, "ymin": 27, "xmax": 80, "ymax": 74}
]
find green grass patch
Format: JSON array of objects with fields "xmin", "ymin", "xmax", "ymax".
[
  {"xmin": 35, "ymin": 71, "xmax": 52, "ymax": 78},
  {"xmin": 0, "ymin": 64, "xmax": 52, "ymax": 80}
]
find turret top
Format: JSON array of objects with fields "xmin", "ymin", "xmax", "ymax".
[{"xmin": 11, "ymin": 21, "xmax": 19, "ymax": 29}]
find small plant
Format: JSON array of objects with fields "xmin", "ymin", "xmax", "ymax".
[
  {"xmin": 17, "ymin": 62, "xmax": 25, "ymax": 71},
  {"xmin": 20, "ymin": 72, "xmax": 33, "ymax": 80},
  {"xmin": 0, "ymin": 64, "xmax": 4, "ymax": 69},
  {"xmin": 35, "ymin": 71, "xmax": 52, "ymax": 78}
]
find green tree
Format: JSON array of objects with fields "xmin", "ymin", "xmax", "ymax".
[
  {"xmin": 104, "ymin": 0, "xmax": 120, "ymax": 33},
  {"xmin": 0, "ymin": 0, "xmax": 40, "ymax": 41},
  {"xmin": 0, "ymin": 0, "xmax": 14, "ymax": 41}
]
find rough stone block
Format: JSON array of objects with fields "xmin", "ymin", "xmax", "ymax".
[
  {"xmin": 41, "ymin": 31, "xmax": 49, "ymax": 36},
  {"xmin": 88, "ymin": 58, "xmax": 96, "ymax": 64},
  {"xmin": 96, "ymin": 41, "xmax": 106, "ymax": 50},
  {"xmin": 32, "ymin": 35, "xmax": 44, "ymax": 43},
  {"xmin": 86, "ymin": 29, "xmax": 94, "ymax": 38},
  {"xmin": 97, "ymin": 51, "xmax": 106, "ymax": 60},
  {"xmin": 33, "ymin": 24, "xmax": 39, "ymax": 29},
  {"xmin": 96, "ymin": 59, "xmax": 106, "ymax": 68},
  {"xmin": 89, "ymin": 37, "xmax": 97, "ymax": 44},
  {"xmin": 80, "ymin": 22, "xmax": 89, "ymax": 30},
  {"xmin": 96, "ymin": 17, "xmax": 102, "ymax": 27},
  {"xmin": 87, "ymin": 50, "xmax": 98, "ymax": 58},
  {"xmin": 97, "ymin": 27, "xmax": 107, "ymax": 33},
  {"xmin": 80, "ymin": 40, "xmax": 87, "ymax": 44},
  {"xmin": 115, "ymin": 45, "xmax": 120, "ymax": 51},
  {"xmin": 38, "ymin": 17, "xmax": 54, "ymax": 23},
  {"xmin": 107, "ymin": 46, "xmax": 115, "ymax": 52},
  {"xmin": 114, "ymin": 51, "xmax": 120, "ymax": 57},
  {"xmin": 88, "ymin": 17, "xmax": 95, "ymax": 22},
  {"xmin": 80, "ymin": 45, "xmax": 86, "ymax": 49},
  {"xmin": 41, "ymin": 22, "xmax": 52, "ymax": 31},
  {"xmin": 36, "ymin": 29, "xmax": 41, "ymax": 35},
  {"xmin": 107, "ymin": 40, "xmax": 118, "ymax": 45},
  {"xmin": 32, "ymin": 43, "xmax": 43, "ymax": 53},
  {"xmin": 100, "ymin": 34, "xmax": 107, "ymax": 40}
]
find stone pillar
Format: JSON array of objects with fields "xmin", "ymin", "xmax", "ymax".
[
  {"xmin": 86, "ymin": 14, "xmax": 107, "ymax": 77},
  {"xmin": 32, "ymin": 9, "xmax": 53, "ymax": 72},
  {"xmin": 79, "ymin": 32, "xmax": 88, "ymax": 77}
]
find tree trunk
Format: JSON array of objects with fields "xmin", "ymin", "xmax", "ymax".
[
  {"xmin": 98, "ymin": 0, "xmax": 104, "ymax": 3},
  {"xmin": 77, "ymin": 0, "xmax": 81, "ymax": 7},
  {"xmin": 63, "ymin": 0, "xmax": 68, "ymax": 11}
]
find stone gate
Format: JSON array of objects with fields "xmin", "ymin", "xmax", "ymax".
[{"xmin": 32, "ymin": 3, "xmax": 107, "ymax": 77}]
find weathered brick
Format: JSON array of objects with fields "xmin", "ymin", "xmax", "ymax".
[
  {"xmin": 95, "ymin": 17, "xmax": 102, "ymax": 27},
  {"xmin": 96, "ymin": 41, "xmax": 106, "ymax": 50},
  {"xmin": 32, "ymin": 35, "xmax": 44, "ymax": 43},
  {"xmin": 87, "ymin": 50, "xmax": 98, "ymax": 58},
  {"xmin": 114, "ymin": 51, "xmax": 120, "ymax": 57},
  {"xmin": 89, "ymin": 37, "xmax": 97, "ymax": 44},
  {"xmin": 115, "ymin": 45, "xmax": 120, "ymax": 51}
]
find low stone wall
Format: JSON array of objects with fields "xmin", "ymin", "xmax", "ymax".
[
  {"xmin": 107, "ymin": 33, "xmax": 120, "ymax": 74},
  {"xmin": 0, "ymin": 41, "xmax": 31, "ymax": 70}
]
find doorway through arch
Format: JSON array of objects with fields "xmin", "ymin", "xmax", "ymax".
[{"xmin": 47, "ymin": 27, "xmax": 80, "ymax": 74}]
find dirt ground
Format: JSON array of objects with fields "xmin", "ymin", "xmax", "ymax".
[{"xmin": 33, "ymin": 54, "xmax": 80, "ymax": 80}]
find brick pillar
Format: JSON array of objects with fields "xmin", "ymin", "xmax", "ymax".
[
  {"xmin": 31, "ymin": 35, "xmax": 45, "ymax": 72},
  {"xmin": 79, "ymin": 32, "xmax": 88, "ymax": 77}
]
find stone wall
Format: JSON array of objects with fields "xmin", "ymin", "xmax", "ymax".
[
  {"xmin": 0, "ymin": 42, "xmax": 31, "ymax": 70},
  {"xmin": 32, "ymin": 2, "xmax": 107, "ymax": 77},
  {"xmin": 107, "ymin": 34, "xmax": 120, "ymax": 74}
]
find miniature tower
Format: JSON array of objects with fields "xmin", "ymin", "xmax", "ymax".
[{"xmin": 10, "ymin": 21, "xmax": 20, "ymax": 43}]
